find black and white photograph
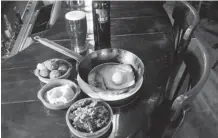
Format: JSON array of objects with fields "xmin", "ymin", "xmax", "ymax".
[{"xmin": 1, "ymin": 0, "xmax": 218, "ymax": 138}]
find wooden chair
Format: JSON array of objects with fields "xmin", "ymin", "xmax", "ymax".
[
  {"xmin": 149, "ymin": 34, "xmax": 210, "ymax": 138},
  {"xmin": 165, "ymin": 1, "xmax": 200, "ymax": 102},
  {"xmin": 163, "ymin": 1, "xmax": 211, "ymax": 133},
  {"xmin": 151, "ymin": 0, "xmax": 207, "ymax": 125},
  {"xmin": 170, "ymin": 33, "xmax": 210, "ymax": 119},
  {"xmin": 149, "ymin": 2, "xmax": 211, "ymax": 137},
  {"xmin": 172, "ymin": 1, "xmax": 199, "ymax": 58}
]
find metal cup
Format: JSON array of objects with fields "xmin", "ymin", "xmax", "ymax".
[{"xmin": 65, "ymin": 10, "xmax": 87, "ymax": 53}]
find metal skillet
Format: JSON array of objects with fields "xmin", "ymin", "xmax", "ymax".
[{"xmin": 34, "ymin": 36, "xmax": 144, "ymax": 101}]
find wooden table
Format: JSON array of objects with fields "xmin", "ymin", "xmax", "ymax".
[{"xmin": 2, "ymin": 2, "xmax": 176, "ymax": 138}]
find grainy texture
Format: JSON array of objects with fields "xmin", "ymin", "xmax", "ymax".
[
  {"xmin": 1, "ymin": 1, "xmax": 200, "ymax": 138},
  {"xmin": 110, "ymin": 2, "xmax": 166, "ymax": 18},
  {"xmin": 1, "ymin": 101, "xmax": 70, "ymax": 138},
  {"xmin": 111, "ymin": 17, "xmax": 172, "ymax": 36}
]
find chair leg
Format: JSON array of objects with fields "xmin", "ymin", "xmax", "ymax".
[{"xmin": 212, "ymin": 60, "xmax": 218, "ymax": 69}]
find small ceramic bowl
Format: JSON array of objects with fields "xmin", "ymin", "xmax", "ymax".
[
  {"xmin": 37, "ymin": 79, "xmax": 80, "ymax": 110},
  {"xmin": 66, "ymin": 98, "xmax": 113, "ymax": 138},
  {"xmin": 34, "ymin": 58, "xmax": 73, "ymax": 84}
]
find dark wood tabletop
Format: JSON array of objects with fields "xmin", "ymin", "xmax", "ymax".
[{"xmin": 2, "ymin": 1, "xmax": 176, "ymax": 138}]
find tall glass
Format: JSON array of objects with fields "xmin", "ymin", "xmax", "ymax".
[{"xmin": 65, "ymin": 10, "xmax": 87, "ymax": 53}]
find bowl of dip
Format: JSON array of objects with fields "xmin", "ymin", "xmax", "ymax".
[{"xmin": 37, "ymin": 79, "xmax": 80, "ymax": 110}]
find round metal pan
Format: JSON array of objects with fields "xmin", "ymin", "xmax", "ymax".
[{"xmin": 34, "ymin": 36, "xmax": 144, "ymax": 101}]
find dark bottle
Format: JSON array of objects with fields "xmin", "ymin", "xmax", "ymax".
[{"xmin": 92, "ymin": 0, "xmax": 111, "ymax": 49}]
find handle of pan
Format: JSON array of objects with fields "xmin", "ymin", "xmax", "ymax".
[{"xmin": 34, "ymin": 36, "xmax": 83, "ymax": 63}]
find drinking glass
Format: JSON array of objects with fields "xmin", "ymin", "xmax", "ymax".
[{"xmin": 65, "ymin": 10, "xmax": 87, "ymax": 53}]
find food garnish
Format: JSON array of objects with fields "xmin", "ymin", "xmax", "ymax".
[{"xmin": 69, "ymin": 99, "xmax": 110, "ymax": 133}]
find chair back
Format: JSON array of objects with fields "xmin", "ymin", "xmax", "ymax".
[
  {"xmin": 165, "ymin": 1, "xmax": 200, "ymax": 102},
  {"xmin": 172, "ymin": 1, "xmax": 200, "ymax": 56},
  {"xmin": 149, "ymin": 34, "xmax": 210, "ymax": 136},
  {"xmin": 170, "ymin": 34, "xmax": 210, "ymax": 121}
]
